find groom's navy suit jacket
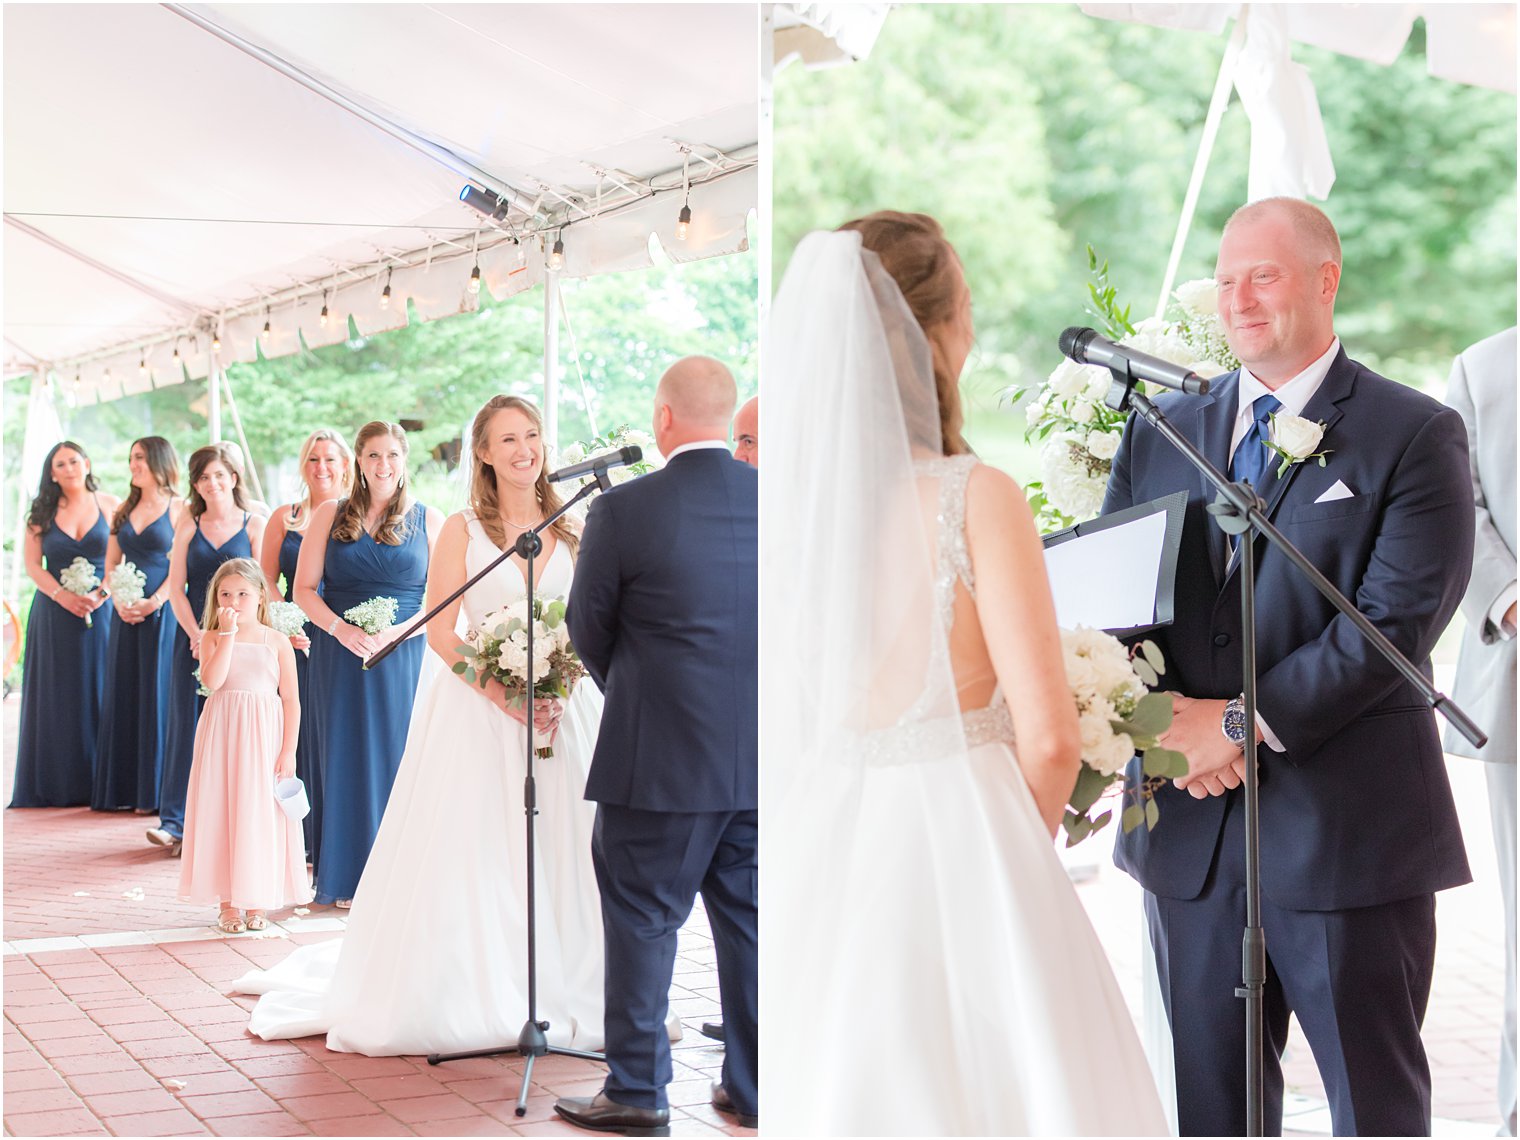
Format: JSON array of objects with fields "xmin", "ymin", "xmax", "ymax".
[
  {"xmin": 1104, "ymin": 347, "xmax": 1473, "ymax": 911},
  {"xmin": 568, "ymin": 446, "xmax": 758, "ymax": 813}
]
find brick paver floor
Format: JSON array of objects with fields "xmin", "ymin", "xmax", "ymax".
[
  {"xmin": 3, "ymin": 694, "xmax": 753, "ymax": 1138},
  {"xmin": 6, "ymin": 671, "xmax": 1510, "ymax": 1136}
]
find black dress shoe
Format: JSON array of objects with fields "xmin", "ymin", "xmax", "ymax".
[
  {"xmin": 700, "ymin": 1020, "xmax": 725, "ymax": 1043},
  {"xmin": 554, "ymin": 1092, "xmax": 671, "ymax": 1137},
  {"xmin": 711, "ymin": 1081, "xmax": 758, "ymax": 1128}
]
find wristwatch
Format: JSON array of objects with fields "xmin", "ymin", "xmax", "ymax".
[{"xmin": 1221, "ymin": 695, "xmax": 1248, "ymax": 749}]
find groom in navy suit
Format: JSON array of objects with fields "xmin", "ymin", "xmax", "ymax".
[
  {"xmin": 1103, "ymin": 198, "xmax": 1473, "ymax": 1136},
  {"xmin": 557, "ymin": 356, "xmax": 758, "ymax": 1136}
]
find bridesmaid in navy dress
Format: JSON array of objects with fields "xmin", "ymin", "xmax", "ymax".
[
  {"xmin": 92, "ymin": 437, "xmax": 183, "ymax": 812},
  {"xmin": 145, "ymin": 444, "xmax": 267, "ymax": 852},
  {"xmin": 11, "ymin": 442, "xmax": 119, "ymax": 807},
  {"xmin": 295, "ymin": 422, "xmax": 441, "ymax": 905},
  {"xmin": 260, "ymin": 428, "xmax": 352, "ymax": 868}
]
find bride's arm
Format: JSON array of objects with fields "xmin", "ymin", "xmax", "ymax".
[{"xmin": 965, "ymin": 464, "xmax": 1081, "ymax": 838}]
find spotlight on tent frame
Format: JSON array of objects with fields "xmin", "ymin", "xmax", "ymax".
[{"xmin": 460, "ymin": 184, "xmax": 511, "ymax": 223}]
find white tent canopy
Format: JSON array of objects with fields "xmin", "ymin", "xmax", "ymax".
[{"xmin": 4, "ymin": 3, "xmax": 759, "ymax": 404}]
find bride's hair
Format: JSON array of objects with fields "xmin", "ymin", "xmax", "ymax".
[
  {"xmin": 468, "ymin": 395, "xmax": 579, "ymax": 559},
  {"xmin": 837, "ymin": 210, "xmax": 970, "ymax": 456}
]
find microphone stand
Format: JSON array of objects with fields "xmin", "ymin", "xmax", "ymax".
[
  {"xmin": 366, "ymin": 471, "xmax": 613, "ymax": 1118},
  {"xmin": 1102, "ymin": 363, "xmax": 1487, "ymax": 1137}
]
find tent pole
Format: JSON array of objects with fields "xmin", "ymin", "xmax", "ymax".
[
  {"xmin": 219, "ymin": 371, "xmax": 266, "ymax": 505},
  {"xmin": 207, "ymin": 338, "xmax": 222, "ymax": 443},
  {"xmin": 544, "ymin": 272, "xmax": 561, "ymax": 454},
  {"xmin": 1154, "ymin": 8, "xmax": 1249, "ymax": 320}
]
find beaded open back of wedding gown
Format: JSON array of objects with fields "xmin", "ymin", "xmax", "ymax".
[
  {"xmin": 768, "ymin": 455, "xmax": 1168, "ymax": 1136},
  {"xmin": 234, "ymin": 511, "xmax": 608, "ymax": 1055}
]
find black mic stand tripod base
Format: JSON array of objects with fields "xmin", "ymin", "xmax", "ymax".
[
  {"xmin": 365, "ymin": 474, "xmax": 612, "ymax": 1118},
  {"xmin": 1102, "ymin": 364, "xmax": 1486, "ymax": 1137}
]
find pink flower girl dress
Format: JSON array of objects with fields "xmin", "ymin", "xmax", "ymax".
[{"xmin": 178, "ymin": 627, "xmax": 312, "ymax": 912}]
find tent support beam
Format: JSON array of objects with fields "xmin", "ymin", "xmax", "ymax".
[
  {"xmin": 1154, "ymin": 8, "xmax": 1249, "ymax": 320},
  {"xmin": 163, "ymin": 4, "xmax": 538, "ymax": 219},
  {"xmin": 543, "ymin": 272, "xmax": 561, "ymax": 454}
]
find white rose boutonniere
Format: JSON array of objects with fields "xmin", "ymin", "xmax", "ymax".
[{"xmin": 1264, "ymin": 413, "xmax": 1332, "ymax": 478}]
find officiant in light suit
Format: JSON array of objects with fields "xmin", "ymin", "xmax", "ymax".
[
  {"xmin": 1445, "ymin": 325, "xmax": 1518, "ymax": 1138},
  {"xmin": 1103, "ymin": 196, "xmax": 1474, "ymax": 1136}
]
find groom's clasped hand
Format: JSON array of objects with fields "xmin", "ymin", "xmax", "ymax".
[{"xmin": 1162, "ymin": 695, "xmax": 1247, "ymax": 799}]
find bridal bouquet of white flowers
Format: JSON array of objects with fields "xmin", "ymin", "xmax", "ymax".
[
  {"xmin": 106, "ymin": 561, "xmax": 147, "ymax": 608},
  {"xmin": 452, "ymin": 596, "xmax": 587, "ymax": 759},
  {"xmin": 1015, "ymin": 247, "xmax": 1240, "ymax": 532},
  {"xmin": 59, "ymin": 556, "xmax": 102, "ymax": 627},
  {"xmin": 268, "ymin": 600, "xmax": 309, "ymax": 639},
  {"xmin": 342, "ymin": 596, "xmax": 397, "ymax": 635},
  {"xmin": 1061, "ymin": 626, "xmax": 1188, "ymax": 847}
]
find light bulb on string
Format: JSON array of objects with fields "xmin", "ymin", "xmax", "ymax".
[
  {"xmin": 262, "ymin": 319, "xmax": 272, "ymax": 343},
  {"xmin": 381, "ymin": 268, "xmax": 393, "ymax": 309},
  {"xmin": 172, "ymin": 343, "xmax": 181, "ymax": 363},
  {"xmin": 320, "ymin": 300, "xmax": 330, "ymax": 328},
  {"xmin": 677, "ymin": 203, "xmax": 692, "ymax": 242},
  {"xmin": 212, "ymin": 332, "xmax": 222, "ymax": 354},
  {"xmin": 139, "ymin": 356, "xmax": 148, "ymax": 378},
  {"xmin": 549, "ymin": 236, "xmax": 565, "ymax": 271},
  {"xmin": 468, "ymin": 263, "xmax": 482, "ymax": 295}
]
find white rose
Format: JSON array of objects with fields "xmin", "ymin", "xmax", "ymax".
[
  {"xmin": 1085, "ymin": 429, "xmax": 1120, "ymax": 461},
  {"xmin": 1173, "ymin": 278, "xmax": 1219, "ymax": 319},
  {"xmin": 1041, "ymin": 436, "xmax": 1107, "ymax": 520},
  {"xmin": 1049, "ymin": 357, "xmax": 1102, "ymax": 400},
  {"xmin": 1124, "ymin": 319, "xmax": 1196, "ymax": 368},
  {"xmin": 1096, "ymin": 730, "xmax": 1137, "ymax": 776},
  {"xmin": 1272, "ymin": 414, "xmax": 1324, "ymax": 460},
  {"xmin": 1084, "ymin": 365, "xmax": 1114, "ymax": 402},
  {"xmin": 1025, "ymin": 396, "xmax": 1049, "ymax": 430}
]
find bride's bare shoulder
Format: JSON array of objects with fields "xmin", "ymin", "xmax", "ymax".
[{"xmin": 964, "ymin": 462, "xmax": 1034, "ymax": 527}]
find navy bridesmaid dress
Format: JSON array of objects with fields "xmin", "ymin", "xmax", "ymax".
[
  {"xmin": 278, "ymin": 522, "xmax": 323, "ymax": 866},
  {"xmin": 11, "ymin": 506, "xmax": 111, "ymax": 807},
  {"xmin": 155, "ymin": 514, "xmax": 252, "ymax": 842},
  {"xmin": 92, "ymin": 506, "xmax": 177, "ymax": 811},
  {"xmin": 309, "ymin": 501, "xmax": 429, "ymax": 903}
]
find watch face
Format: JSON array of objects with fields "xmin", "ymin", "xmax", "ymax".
[{"xmin": 1222, "ymin": 702, "xmax": 1248, "ymax": 744}]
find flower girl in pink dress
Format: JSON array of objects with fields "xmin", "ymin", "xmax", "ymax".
[{"xmin": 178, "ymin": 558, "xmax": 312, "ymax": 933}]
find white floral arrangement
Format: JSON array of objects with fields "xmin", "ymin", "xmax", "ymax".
[
  {"xmin": 193, "ymin": 665, "xmax": 212, "ymax": 697},
  {"xmin": 1016, "ymin": 248, "xmax": 1241, "ymax": 532},
  {"xmin": 106, "ymin": 561, "xmax": 147, "ymax": 608},
  {"xmin": 268, "ymin": 600, "xmax": 309, "ymax": 638},
  {"xmin": 452, "ymin": 596, "xmax": 587, "ymax": 759},
  {"xmin": 1061, "ymin": 626, "xmax": 1188, "ymax": 847},
  {"xmin": 58, "ymin": 556, "xmax": 102, "ymax": 628},
  {"xmin": 556, "ymin": 426, "xmax": 663, "ymax": 515},
  {"xmin": 342, "ymin": 596, "xmax": 398, "ymax": 635}
]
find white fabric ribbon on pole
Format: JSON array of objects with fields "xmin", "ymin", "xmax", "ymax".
[{"xmin": 1234, "ymin": 4, "xmax": 1336, "ymax": 203}]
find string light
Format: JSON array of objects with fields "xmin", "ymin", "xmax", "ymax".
[
  {"xmin": 262, "ymin": 308, "xmax": 272, "ymax": 343},
  {"xmin": 380, "ymin": 268, "xmax": 393, "ymax": 309},
  {"xmin": 468, "ymin": 264, "xmax": 482, "ymax": 294},
  {"xmin": 212, "ymin": 332, "xmax": 222, "ymax": 354},
  {"xmin": 139, "ymin": 355, "xmax": 148, "ymax": 378},
  {"xmin": 548, "ymin": 235, "xmax": 564, "ymax": 271},
  {"xmin": 320, "ymin": 294, "xmax": 330, "ymax": 328},
  {"xmin": 677, "ymin": 203, "xmax": 692, "ymax": 242},
  {"xmin": 676, "ymin": 148, "xmax": 692, "ymax": 241},
  {"xmin": 172, "ymin": 342, "xmax": 181, "ymax": 363}
]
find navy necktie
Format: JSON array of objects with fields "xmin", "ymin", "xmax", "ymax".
[{"xmin": 1230, "ymin": 393, "xmax": 1282, "ymax": 489}]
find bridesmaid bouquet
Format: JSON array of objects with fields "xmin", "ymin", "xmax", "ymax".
[
  {"xmin": 106, "ymin": 561, "xmax": 147, "ymax": 608},
  {"xmin": 59, "ymin": 557, "xmax": 102, "ymax": 628},
  {"xmin": 1061, "ymin": 626, "xmax": 1188, "ymax": 847},
  {"xmin": 267, "ymin": 600, "xmax": 309, "ymax": 638},
  {"xmin": 452, "ymin": 596, "xmax": 587, "ymax": 759},
  {"xmin": 342, "ymin": 596, "xmax": 397, "ymax": 635}
]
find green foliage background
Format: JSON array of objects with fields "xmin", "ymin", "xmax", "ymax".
[
  {"xmin": 3, "ymin": 249, "xmax": 756, "ymax": 678},
  {"xmin": 773, "ymin": 5, "xmax": 1517, "ymax": 480}
]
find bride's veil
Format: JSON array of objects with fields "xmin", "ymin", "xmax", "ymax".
[
  {"xmin": 761, "ymin": 229, "xmax": 967, "ymax": 800},
  {"xmin": 761, "ymin": 230, "xmax": 975, "ymax": 1127}
]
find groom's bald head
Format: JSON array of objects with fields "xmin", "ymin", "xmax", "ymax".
[{"xmin": 653, "ymin": 356, "xmax": 738, "ymax": 456}]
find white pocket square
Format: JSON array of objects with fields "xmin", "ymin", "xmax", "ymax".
[{"xmin": 1314, "ymin": 480, "xmax": 1355, "ymax": 504}]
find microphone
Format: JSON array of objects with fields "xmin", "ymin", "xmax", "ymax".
[
  {"xmin": 546, "ymin": 445, "xmax": 643, "ymax": 484},
  {"xmin": 1059, "ymin": 327, "xmax": 1211, "ymax": 396}
]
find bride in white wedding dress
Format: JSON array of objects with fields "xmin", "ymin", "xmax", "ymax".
[
  {"xmin": 235, "ymin": 396, "xmax": 610, "ymax": 1055},
  {"xmin": 763, "ymin": 214, "xmax": 1168, "ymax": 1135}
]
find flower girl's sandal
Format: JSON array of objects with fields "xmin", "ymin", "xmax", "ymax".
[
  {"xmin": 244, "ymin": 913, "xmax": 269, "ymax": 931},
  {"xmin": 216, "ymin": 908, "xmax": 246, "ymax": 935}
]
